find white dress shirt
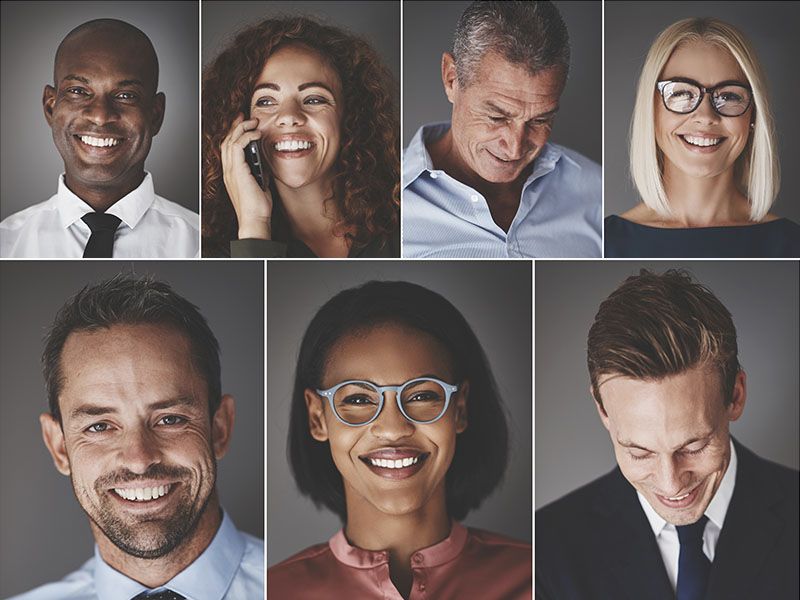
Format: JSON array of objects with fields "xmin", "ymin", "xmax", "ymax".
[
  {"xmin": 637, "ymin": 440, "xmax": 738, "ymax": 590},
  {"xmin": 9, "ymin": 510, "xmax": 264, "ymax": 600},
  {"xmin": 0, "ymin": 173, "xmax": 199, "ymax": 258}
]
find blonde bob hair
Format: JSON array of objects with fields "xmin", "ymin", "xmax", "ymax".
[{"xmin": 630, "ymin": 17, "xmax": 779, "ymax": 221}]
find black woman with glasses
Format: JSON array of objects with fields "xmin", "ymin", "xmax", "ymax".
[
  {"xmin": 605, "ymin": 17, "xmax": 800, "ymax": 257},
  {"xmin": 268, "ymin": 281, "xmax": 531, "ymax": 599}
]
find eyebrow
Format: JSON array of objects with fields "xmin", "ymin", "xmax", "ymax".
[
  {"xmin": 617, "ymin": 433, "xmax": 712, "ymax": 453},
  {"xmin": 252, "ymin": 81, "xmax": 336, "ymax": 95},
  {"xmin": 69, "ymin": 396, "xmax": 200, "ymax": 420},
  {"xmin": 61, "ymin": 74, "xmax": 145, "ymax": 88}
]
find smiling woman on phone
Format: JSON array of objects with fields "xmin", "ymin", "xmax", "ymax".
[
  {"xmin": 202, "ymin": 17, "xmax": 399, "ymax": 257},
  {"xmin": 267, "ymin": 280, "xmax": 531, "ymax": 599},
  {"xmin": 605, "ymin": 17, "xmax": 800, "ymax": 257}
]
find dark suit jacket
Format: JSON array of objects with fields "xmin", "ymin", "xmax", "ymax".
[{"xmin": 535, "ymin": 440, "xmax": 799, "ymax": 599}]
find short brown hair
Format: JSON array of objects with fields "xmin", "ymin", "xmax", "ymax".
[{"xmin": 588, "ymin": 269, "xmax": 741, "ymax": 410}]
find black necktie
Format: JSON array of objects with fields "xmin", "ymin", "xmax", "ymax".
[
  {"xmin": 676, "ymin": 515, "xmax": 711, "ymax": 600},
  {"xmin": 131, "ymin": 590, "xmax": 186, "ymax": 600},
  {"xmin": 82, "ymin": 212, "xmax": 121, "ymax": 258}
]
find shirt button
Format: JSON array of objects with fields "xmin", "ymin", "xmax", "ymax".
[
  {"xmin": 470, "ymin": 195, "xmax": 480, "ymax": 203},
  {"xmin": 429, "ymin": 171, "xmax": 438, "ymax": 179},
  {"xmin": 413, "ymin": 553, "xmax": 424, "ymax": 564}
]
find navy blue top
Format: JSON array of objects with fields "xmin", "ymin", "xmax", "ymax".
[{"xmin": 604, "ymin": 215, "xmax": 800, "ymax": 258}]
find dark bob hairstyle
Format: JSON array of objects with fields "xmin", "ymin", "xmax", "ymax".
[{"xmin": 288, "ymin": 280, "xmax": 509, "ymax": 522}]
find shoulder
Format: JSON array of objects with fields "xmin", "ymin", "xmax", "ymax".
[
  {"xmin": 737, "ymin": 442, "xmax": 799, "ymax": 495},
  {"xmin": 267, "ymin": 541, "xmax": 332, "ymax": 582},
  {"xmin": 150, "ymin": 194, "xmax": 200, "ymax": 231},
  {"xmin": 8, "ymin": 556, "xmax": 94, "ymax": 600},
  {"xmin": 0, "ymin": 196, "xmax": 59, "ymax": 231},
  {"xmin": 464, "ymin": 527, "xmax": 531, "ymax": 562},
  {"xmin": 240, "ymin": 531, "xmax": 266, "ymax": 568},
  {"xmin": 549, "ymin": 143, "xmax": 601, "ymax": 180},
  {"xmin": 536, "ymin": 467, "xmax": 624, "ymax": 533}
]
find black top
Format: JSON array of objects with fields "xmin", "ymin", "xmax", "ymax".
[{"xmin": 604, "ymin": 215, "xmax": 800, "ymax": 258}]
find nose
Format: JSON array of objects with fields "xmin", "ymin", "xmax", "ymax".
[
  {"xmin": 118, "ymin": 426, "xmax": 162, "ymax": 474},
  {"xmin": 368, "ymin": 391, "xmax": 415, "ymax": 440},
  {"xmin": 654, "ymin": 454, "xmax": 688, "ymax": 496},
  {"xmin": 691, "ymin": 93, "xmax": 721, "ymax": 124},
  {"xmin": 82, "ymin": 93, "xmax": 120, "ymax": 126},
  {"xmin": 499, "ymin": 121, "xmax": 529, "ymax": 159},
  {"xmin": 275, "ymin": 98, "xmax": 306, "ymax": 127}
]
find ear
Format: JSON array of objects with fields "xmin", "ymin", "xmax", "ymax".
[
  {"xmin": 40, "ymin": 412, "xmax": 71, "ymax": 476},
  {"xmin": 455, "ymin": 380, "xmax": 469, "ymax": 434},
  {"xmin": 591, "ymin": 386, "xmax": 611, "ymax": 432},
  {"xmin": 441, "ymin": 52, "xmax": 459, "ymax": 104},
  {"xmin": 305, "ymin": 389, "xmax": 329, "ymax": 442},
  {"xmin": 211, "ymin": 394, "xmax": 235, "ymax": 459},
  {"xmin": 150, "ymin": 92, "xmax": 166, "ymax": 137},
  {"xmin": 727, "ymin": 370, "xmax": 746, "ymax": 422},
  {"xmin": 43, "ymin": 85, "xmax": 56, "ymax": 126}
]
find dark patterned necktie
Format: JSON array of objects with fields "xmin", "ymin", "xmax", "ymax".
[
  {"xmin": 82, "ymin": 212, "xmax": 121, "ymax": 258},
  {"xmin": 676, "ymin": 515, "xmax": 711, "ymax": 600},
  {"xmin": 130, "ymin": 590, "xmax": 186, "ymax": 600}
]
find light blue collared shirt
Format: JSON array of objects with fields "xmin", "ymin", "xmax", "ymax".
[
  {"xmin": 10, "ymin": 511, "xmax": 263, "ymax": 600},
  {"xmin": 402, "ymin": 122, "xmax": 601, "ymax": 258}
]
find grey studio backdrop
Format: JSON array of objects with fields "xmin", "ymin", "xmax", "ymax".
[
  {"xmin": 0, "ymin": 1, "xmax": 199, "ymax": 220},
  {"xmin": 202, "ymin": 1, "xmax": 399, "ymax": 82},
  {"xmin": 604, "ymin": 1, "xmax": 800, "ymax": 222},
  {"xmin": 535, "ymin": 261, "xmax": 800, "ymax": 510},
  {"xmin": 0, "ymin": 261, "xmax": 264, "ymax": 598},
  {"xmin": 267, "ymin": 261, "xmax": 532, "ymax": 567},
  {"xmin": 402, "ymin": 0, "xmax": 601, "ymax": 164}
]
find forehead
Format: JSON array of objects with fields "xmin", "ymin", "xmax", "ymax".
[
  {"xmin": 59, "ymin": 323, "xmax": 205, "ymax": 411},
  {"xmin": 255, "ymin": 43, "xmax": 341, "ymax": 91},
  {"xmin": 322, "ymin": 322, "xmax": 454, "ymax": 385},
  {"xmin": 55, "ymin": 30, "xmax": 157, "ymax": 89},
  {"xmin": 599, "ymin": 366, "xmax": 725, "ymax": 441},
  {"xmin": 661, "ymin": 39, "xmax": 747, "ymax": 86},
  {"xmin": 461, "ymin": 52, "xmax": 563, "ymax": 111}
]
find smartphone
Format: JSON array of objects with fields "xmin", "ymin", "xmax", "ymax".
[{"xmin": 244, "ymin": 140, "xmax": 266, "ymax": 191}]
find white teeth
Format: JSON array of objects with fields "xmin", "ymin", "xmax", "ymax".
[
  {"xmin": 273, "ymin": 139, "xmax": 312, "ymax": 151},
  {"xmin": 683, "ymin": 135, "xmax": 721, "ymax": 147},
  {"xmin": 369, "ymin": 456, "xmax": 420, "ymax": 468},
  {"xmin": 79, "ymin": 135, "xmax": 120, "ymax": 148},
  {"xmin": 114, "ymin": 484, "xmax": 170, "ymax": 502},
  {"xmin": 668, "ymin": 492, "xmax": 690, "ymax": 501}
]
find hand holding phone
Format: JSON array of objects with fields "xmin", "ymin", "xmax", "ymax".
[{"xmin": 245, "ymin": 140, "xmax": 266, "ymax": 191}]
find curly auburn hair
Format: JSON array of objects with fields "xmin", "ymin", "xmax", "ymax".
[{"xmin": 202, "ymin": 16, "xmax": 399, "ymax": 256}]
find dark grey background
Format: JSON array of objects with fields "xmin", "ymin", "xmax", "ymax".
[
  {"xmin": 535, "ymin": 261, "xmax": 799, "ymax": 510},
  {"xmin": 0, "ymin": 261, "xmax": 264, "ymax": 597},
  {"xmin": 267, "ymin": 261, "xmax": 532, "ymax": 566},
  {"xmin": 202, "ymin": 1, "xmax": 399, "ymax": 82},
  {"xmin": 605, "ymin": 1, "xmax": 800, "ymax": 222},
  {"xmin": 402, "ymin": 0, "xmax": 601, "ymax": 164},
  {"xmin": 0, "ymin": 1, "xmax": 199, "ymax": 220}
]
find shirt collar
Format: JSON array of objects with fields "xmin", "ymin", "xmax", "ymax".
[
  {"xmin": 56, "ymin": 172, "xmax": 156, "ymax": 230},
  {"xmin": 402, "ymin": 121, "xmax": 565, "ymax": 190},
  {"xmin": 329, "ymin": 520, "xmax": 469, "ymax": 569},
  {"xmin": 94, "ymin": 510, "xmax": 246, "ymax": 600},
  {"xmin": 637, "ymin": 439, "xmax": 738, "ymax": 535}
]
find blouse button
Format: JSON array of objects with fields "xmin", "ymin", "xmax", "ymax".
[
  {"xmin": 413, "ymin": 553, "xmax": 424, "ymax": 564},
  {"xmin": 429, "ymin": 172, "xmax": 438, "ymax": 179}
]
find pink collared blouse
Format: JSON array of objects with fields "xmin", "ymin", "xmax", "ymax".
[{"xmin": 268, "ymin": 521, "xmax": 531, "ymax": 599}]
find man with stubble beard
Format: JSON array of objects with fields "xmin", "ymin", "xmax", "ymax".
[
  {"xmin": 11, "ymin": 275, "xmax": 262, "ymax": 599},
  {"xmin": 0, "ymin": 19, "xmax": 198, "ymax": 258}
]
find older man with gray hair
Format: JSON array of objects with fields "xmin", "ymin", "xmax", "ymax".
[{"xmin": 402, "ymin": 1, "xmax": 601, "ymax": 258}]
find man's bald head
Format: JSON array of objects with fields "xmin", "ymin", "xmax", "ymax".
[{"xmin": 54, "ymin": 19, "xmax": 159, "ymax": 94}]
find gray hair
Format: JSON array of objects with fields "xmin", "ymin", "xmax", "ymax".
[
  {"xmin": 452, "ymin": 0, "xmax": 570, "ymax": 87},
  {"xmin": 42, "ymin": 273, "xmax": 221, "ymax": 421}
]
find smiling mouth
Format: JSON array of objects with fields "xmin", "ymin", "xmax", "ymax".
[
  {"xmin": 111, "ymin": 484, "xmax": 173, "ymax": 503},
  {"xmin": 273, "ymin": 139, "xmax": 314, "ymax": 152},
  {"xmin": 74, "ymin": 134, "xmax": 124, "ymax": 152},
  {"xmin": 654, "ymin": 482, "xmax": 702, "ymax": 508},
  {"xmin": 359, "ymin": 451, "xmax": 429, "ymax": 479},
  {"xmin": 678, "ymin": 134, "xmax": 726, "ymax": 151}
]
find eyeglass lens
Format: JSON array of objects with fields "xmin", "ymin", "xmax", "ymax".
[
  {"xmin": 332, "ymin": 380, "xmax": 448, "ymax": 425},
  {"xmin": 661, "ymin": 81, "xmax": 751, "ymax": 116}
]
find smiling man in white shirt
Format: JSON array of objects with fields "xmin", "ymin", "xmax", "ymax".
[
  {"xmin": 0, "ymin": 19, "xmax": 198, "ymax": 258},
  {"xmin": 536, "ymin": 270, "xmax": 799, "ymax": 599}
]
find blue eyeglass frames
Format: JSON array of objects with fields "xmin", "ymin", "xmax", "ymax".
[{"xmin": 316, "ymin": 377, "xmax": 458, "ymax": 427}]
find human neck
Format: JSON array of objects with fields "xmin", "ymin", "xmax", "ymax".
[
  {"xmin": 428, "ymin": 130, "xmax": 525, "ymax": 231},
  {"xmin": 344, "ymin": 487, "xmax": 452, "ymax": 598},
  {"xmin": 92, "ymin": 493, "xmax": 223, "ymax": 589},
  {"xmin": 273, "ymin": 176, "xmax": 350, "ymax": 257},
  {"xmin": 65, "ymin": 169, "xmax": 146, "ymax": 213},
  {"xmin": 662, "ymin": 163, "xmax": 750, "ymax": 227}
]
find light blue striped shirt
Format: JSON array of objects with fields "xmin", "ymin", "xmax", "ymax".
[
  {"xmin": 9, "ymin": 511, "xmax": 264, "ymax": 600},
  {"xmin": 402, "ymin": 123, "xmax": 602, "ymax": 258}
]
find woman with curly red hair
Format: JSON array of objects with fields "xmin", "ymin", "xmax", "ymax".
[{"xmin": 202, "ymin": 17, "xmax": 399, "ymax": 257}]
